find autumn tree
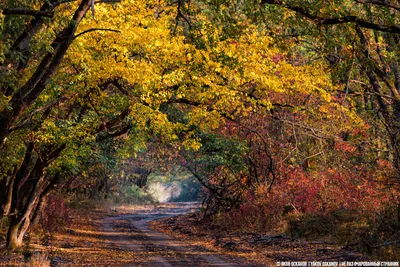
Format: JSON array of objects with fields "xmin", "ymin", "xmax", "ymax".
[
  {"xmin": 255, "ymin": 0, "xmax": 400, "ymax": 176},
  {"xmin": 1, "ymin": 0, "xmax": 398, "ymax": 253}
]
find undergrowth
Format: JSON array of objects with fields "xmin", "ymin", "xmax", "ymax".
[{"xmin": 208, "ymin": 167, "xmax": 399, "ymax": 260}]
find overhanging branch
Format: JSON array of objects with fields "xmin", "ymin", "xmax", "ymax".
[
  {"xmin": 260, "ymin": 0, "xmax": 400, "ymax": 34},
  {"xmin": 73, "ymin": 28, "xmax": 121, "ymax": 40},
  {"xmin": 94, "ymin": 0, "xmax": 121, "ymax": 3},
  {"xmin": 2, "ymin": 8, "xmax": 54, "ymax": 17},
  {"xmin": 353, "ymin": 0, "xmax": 400, "ymax": 12}
]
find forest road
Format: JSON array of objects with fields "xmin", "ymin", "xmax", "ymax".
[{"xmin": 102, "ymin": 202, "xmax": 260, "ymax": 267}]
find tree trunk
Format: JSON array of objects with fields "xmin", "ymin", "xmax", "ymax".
[
  {"xmin": 0, "ymin": 176, "xmax": 7, "ymax": 205},
  {"xmin": 0, "ymin": 0, "xmax": 91, "ymax": 149},
  {"xmin": 6, "ymin": 198, "xmax": 37, "ymax": 251},
  {"xmin": 31, "ymin": 172, "xmax": 61, "ymax": 226},
  {"xmin": 2, "ymin": 176, "xmax": 15, "ymax": 216},
  {"xmin": 6, "ymin": 219, "xmax": 22, "ymax": 251},
  {"xmin": 6, "ymin": 169, "xmax": 43, "ymax": 250},
  {"xmin": 5, "ymin": 143, "xmax": 66, "ymax": 250}
]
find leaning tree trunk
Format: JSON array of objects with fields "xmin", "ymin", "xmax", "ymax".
[
  {"xmin": 6, "ymin": 221, "xmax": 21, "ymax": 251},
  {"xmin": 1, "ymin": 0, "xmax": 90, "ymax": 250},
  {"xmin": 6, "ymin": 156, "xmax": 45, "ymax": 250},
  {"xmin": 1, "ymin": 176, "xmax": 15, "ymax": 217},
  {"xmin": 0, "ymin": 0, "xmax": 91, "ymax": 148},
  {"xmin": 6, "ymin": 143, "xmax": 66, "ymax": 250},
  {"xmin": 2, "ymin": 142, "xmax": 34, "ymax": 219},
  {"xmin": 30, "ymin": 173, "xmax": 61, "ymax": 227},
  {"xmin": 0, "ymin": 165, "xmax": 18, "ymax": 216}
]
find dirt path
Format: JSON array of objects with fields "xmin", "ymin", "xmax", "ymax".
[
  {"xmin": 100, "ymin": 202, "xmax": 260, "ymax": 266},
  {"xmin": 0, "ymin": 202, "xmax": 262, "ymax": 266},
  {"xmin": 0, "ymin": 203, "xmax": 369, "ymax": 266}
]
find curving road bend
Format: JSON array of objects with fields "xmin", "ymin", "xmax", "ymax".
[{"xmin": 102, "ymin": 202, "xmax": 260, "ymax": 267}]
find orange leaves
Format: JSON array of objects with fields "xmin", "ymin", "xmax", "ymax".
[
  {"xmin": 262, "ymin": 165, "xmax": 396, "ymax": 215},
  {"xmin": 334, "ymin": 140, "xmax": 357, "ymax": 153}
]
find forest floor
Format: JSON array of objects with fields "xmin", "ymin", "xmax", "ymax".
[
  {"xmin": 0, "ymin": 202, "xmax": 369, "ymax": 266},
  {"xmin": 151, "ymin": 207, "xmax": 371, "ymax": 265}
]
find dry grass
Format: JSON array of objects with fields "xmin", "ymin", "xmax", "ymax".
[
  {"xmin": 0, "ymin": 206, "xmax": 138, "ymax": 266},
  {"xmin": 27, "ymin": 253, "xmax": 50, "ymax": 267},
  {"xmin": 150, "ymin": 213, "xmax": 372, "ymax": 265}
]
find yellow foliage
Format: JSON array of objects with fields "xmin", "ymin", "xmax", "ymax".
[{"xmin": 56, "ymin": 0, "xmax": 362, "ymax": 147}]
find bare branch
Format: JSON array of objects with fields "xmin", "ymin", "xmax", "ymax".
[
  {"xmin": 2, "ymin": 8, "xmax": 54, "ymax": 17},
  {"xmin": 73, "ymin": 28, "xmax": 121, "ymax": 40},
  {"xmin": 9, "ymin": 96, "xmax": 68, "ymax": 133},
  {"xmin": 261, "ymin": 0, "xmax": 400, "ymax": 34},
  {"xmin": 353, "ymin": 0, "xmax": 400, "ymax": 12},
  {"xmin": 94, "ymin": 0, "xmax": 121, "ymax": 3}
]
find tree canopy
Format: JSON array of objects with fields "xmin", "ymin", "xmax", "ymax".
[{"xmin": 0, "ymin": 0, "xmax": 398, "ymax": 254}]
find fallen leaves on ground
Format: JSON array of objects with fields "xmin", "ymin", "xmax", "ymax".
[{"xmin": 149, "ymin": 212, "xmax": 370, "ymax": 265}]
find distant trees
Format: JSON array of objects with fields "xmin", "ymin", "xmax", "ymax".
[{"xmin": 259, "ymin": 0, "xmax": 400, "ymax": 177}]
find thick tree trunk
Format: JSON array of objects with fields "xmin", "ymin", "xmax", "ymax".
[
  {"xmin": 17, "ymin": 197, "xmax": 37, "ymax": 244},
  {"xmin": 31, "ymin": 195, "xmax": 46, "ymax": 227},
  {"xmin": 0, "ymin": 165, "xmax": 17, "ymax": 216},
  {"xmin": 31, "ymin": 173, "xmax": 61, "ymax": 226},
  {"xmin": 6, "ymin": 219, "xmax": 22, "ymax": 251},
  {"xmin": 6, "ymin": 165, "xmax": 43, "ymax": 250},
  {"xmin": 0, "ymin": 176, "xmax": 7, "ymax": 204},
  {"xmin": 5, "ymin": 143, "xmax": 66, "ymax": 250},
  {"xmin": 6, "ymin": 198, "xmax": 37, "ymax": 250},
  {"xmin": 1, "ymin": 0, "xmax": 60, "ymax": 73},
  {"xmin": 2, "ymin": 177, "xmax": 15, "ymax": 216}
]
